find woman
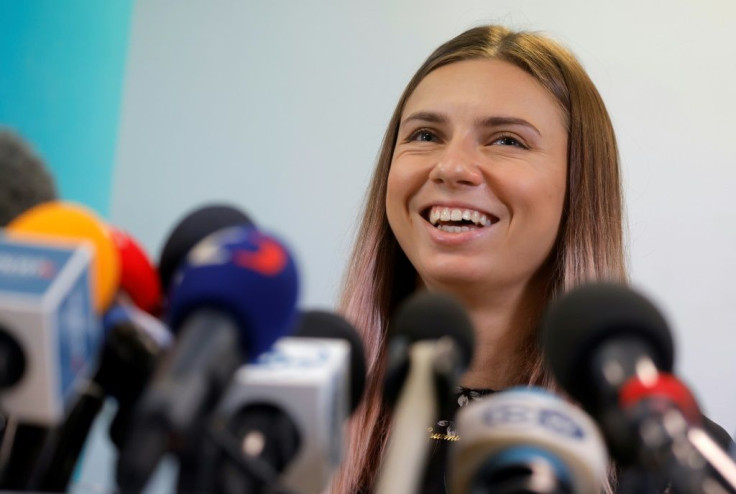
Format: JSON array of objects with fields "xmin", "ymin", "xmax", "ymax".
[{"xmin": 332, "ymin": 24, "xmax": 626, "ymax": 493}]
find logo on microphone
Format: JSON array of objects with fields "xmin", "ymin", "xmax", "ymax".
[
  {"xmin": 234, "ymin": 236, "xmax": 287, "ymax": 276},
  {"xmin": 482, "ymin": 404, "xmax": 585, "ymax": 439},
  {"xmin": 0, "ymin": 253, "xmax": 56, "ymax": 279}
]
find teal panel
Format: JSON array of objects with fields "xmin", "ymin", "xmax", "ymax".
[{"xmin": 0, "ymin": 0, "xmax": 135, "ymax": 217}]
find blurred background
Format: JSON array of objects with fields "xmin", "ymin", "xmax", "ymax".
[{"xmin": 2, "ymin": 0, "xmax": 736, "ymax": 491}]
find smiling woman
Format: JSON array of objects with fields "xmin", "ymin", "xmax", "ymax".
[
  {"xmin": 386, "ymin": 59, "xmax": 568, "ymax": 320},
  {"xmin": 328, "ymin": 25, "xmax": 632, "ymax": 493}
]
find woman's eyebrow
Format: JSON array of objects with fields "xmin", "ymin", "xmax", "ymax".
[
  {"xmin": 400, "ymin": 112, "xmax": 541, "ymax": 137},
  {"xmin": 476, "ymin": 116, "xmax": 542, "ymax": 137},
  {"xmin": 399, "ymin": 111, "xmax": 447, "ymax": 127}
]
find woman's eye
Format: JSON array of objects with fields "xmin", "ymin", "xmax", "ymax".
[
  {"xmin": 493, "ymin": 135, "xmax": 525, "ymax": 148},
  {"xmin": 410, "ymin": 130, "xmax": 438, "ymax": 142}
]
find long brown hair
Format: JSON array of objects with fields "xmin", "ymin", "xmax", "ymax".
[{"xmin": 332, "ymin": 25, "xmax": 626, "ymax": 493}]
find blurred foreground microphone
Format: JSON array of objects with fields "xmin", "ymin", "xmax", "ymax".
[
  {"xmin": 449, "ymin": 387, "xmax": 608, "ymax": 494},
  {"xmin": 7, "ymin": 201, "xmax": 121, "ymax": 313},
  {"xmin": 117, "ymin": 225, "xmax": 299, "ymax": 492},
  {"xmin": 32, "ymin": 226, "xmax": 168, "ymax": 491},
  {"xmin": 0, "ymin": 202, "xmax": 118, "ymax": 487},
  {"xmin": 157, "ymin": 203, "xmax": 254, "ymax": 295},
  {"xmin": 375, "ymin": 292, "xmax": 475, "ymax": 494},
  {"xmin": 542, "ymin": 282, "xmax": 736, "ymax": 493},
  {"xmin": 110, "ymin": 226, "xmax": 163, "ymax": 316},
  {"xmin": 0, "ymin": 129, "xmax": 58, "ymax": 226},
  {"xmin": 202, "ymin": 309, "xmax": 366, "ymax": 494},
  {"xmin": 1, "ymin": 201, "xmax": 120, "ymax": 420}
]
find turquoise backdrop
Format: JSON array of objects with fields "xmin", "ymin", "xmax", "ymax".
[{"xmin": 0, "ymin": 0, "xmax": 135, "ymax": 217}]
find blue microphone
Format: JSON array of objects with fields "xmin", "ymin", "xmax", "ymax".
[{"xmin": 117, "ymin": 225, "xmax": 299, "ymax": 492}]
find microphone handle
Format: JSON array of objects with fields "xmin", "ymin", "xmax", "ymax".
[
  {"xmin": 117, "ymin": 309, "xmax": 242, "ymax": 492},
  {"xmin": 0, "ymin": 420, "xmax": 51, "ymax": 489},
  {"xmin": 375, "ymin": 341, "xmax": 440, "ymax": 494},
  {"xmin": 686, "ymin": 427, "xmax": 736, "ymax": 493},
  {"xmin": 33, "ymin": 382, "xmax": 106, "ymax": 491}
]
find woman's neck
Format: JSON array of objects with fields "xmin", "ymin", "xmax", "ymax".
[{"xmin": 451, "ymin": 279, "xmax": 548, "ymax": 391}]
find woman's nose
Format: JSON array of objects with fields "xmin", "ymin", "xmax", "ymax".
[{"xmin": 428, "ymin": 140, "xmax": 483, "ymax": 187}]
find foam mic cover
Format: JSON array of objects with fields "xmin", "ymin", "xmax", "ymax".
[
  {"xmin": 541, "ymin": 282, "xmax": 674, "ymax": 407},
  {"xmin": 294, "ymin": 310, "xmax": 366, "ymax": 412},
  {"xmin": 390, "ymin": 291, "xmax": 474, "ymax": 367},
  {"xmin": 6, "ymin": 201, "xmax": 121, "ymax": 312},
  {"xmin": 158, "ymin": 204, "xmax": 253, "ymax": 293},
  {"xmin": 0, "ymin": 130, "xmax": 57, "ymax": 226},
  {"xmin": 383, "ymin": 292, "xmax": 475, "ymax": 406},
  {"xmin": 109, "ymin": 227, "xmax": 162, "ymax": 315},
  {"xmin": 166, "ymin": 225, "xmax": 299, "ymax": 359}
]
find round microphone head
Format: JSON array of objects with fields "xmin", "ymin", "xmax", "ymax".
[
  {"xmin": 158, "ymin": 204, "xmax": 253, "ymax": 293},
  {"xmin": 110, "ymin": 226, "xmax": 162, "ymax": 316},
  {"xmin": 451, "ymin": 387, "xmax": 609, "ymax": 494},
  {"xmin": 295, "ymin": 309, "xmax": 367, "ymax": 412},
  {"xmin": 541, "ymin": 282, "xmax": 674, "ymax": 405},
  {"xmin": 167, "ymin": 225, "xmax": 299, "ymax": 360},
  {"xmin": 389, "ymin": 291, "xmax": 475, "ymax": 369},
  {"xmin": 6, "ymin": 201, "xmax": 121, "ymax": 312},
  {"xmin": 0, "ymin": 130, "xmax": 57, "ymax": 226}
]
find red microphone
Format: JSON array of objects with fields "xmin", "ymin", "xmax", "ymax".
[{"xmin": 109, "ymin": 226, "xmax": 162, "ymax": 316}]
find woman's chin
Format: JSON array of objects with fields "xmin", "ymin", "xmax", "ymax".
[{"xmin": 420, "ymin": 268, "xmax": 492, "ymax": 293}]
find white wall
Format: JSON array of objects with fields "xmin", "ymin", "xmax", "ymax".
[{"xmin": 111, "ymin": 0, "xmax": 736, "ymax": 436}]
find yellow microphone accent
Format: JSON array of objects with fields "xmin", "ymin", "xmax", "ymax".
[{"xmin": 6, "ymin": 201, "xmax": 121, "ymax": 313}]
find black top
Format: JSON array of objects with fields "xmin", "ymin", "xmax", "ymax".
[{"xmin": 420, "ymin": 388, "xmax": 734, "ymax": 494}]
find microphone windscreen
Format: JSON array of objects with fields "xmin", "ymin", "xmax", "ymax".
[
  {"xmin": 7, "ymin": 201, "xmax": 121, "ymax": 312},
  {"xmin": 389, "ymin": 291, "xmax": 475, "ymax": 369},
  {"xmin": 541, "ymin": 282, "xmax": 674, "ymax": 402},
  {"xmin": 110, "ymin": 226, "xmax": 162, "ymax": 315},
  {"xmin": 295, "ymin": 309, "xmax": 367, "ymax": 412},
  {"xmin": 167, "ymin": 225, "xmax": 299, "ymax": 360},
  {"xmin": 158, "ymin": 204, "xmax": 253, "ymax": 293},
  {"xmin": 0, "ymin": 130, "xmax": 57, "ymax": 226}
]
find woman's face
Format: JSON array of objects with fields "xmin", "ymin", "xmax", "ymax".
[{"xmin": 386, "ymin": 59, "xmax": 568, "ymax": 294}]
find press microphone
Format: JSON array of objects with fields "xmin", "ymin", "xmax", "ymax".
[
  {"xmin": 375, "ymin": 291, "xmax": 475, "ymax": 494},
  {"xmin": 449, "ymin": 387, "xmax": 609, "ymax": 494},
  {"xmin": 542, "ymin": 282, "xmax": 736, "ymax": 493},
  {"xmin": 117, "ymin": 224, "xmax": 299, "ymax": 493},
  {"xmin": 110, "ymin": 226, "xmax": 163, "ymax": 316},
  {"xmin": 0, "ymin": 130, "xmax": 58, "ymax": 227},
  {"xmin": 201, "ymin": 309, "xmax": 367, "ymax": 494},
  {"xmin": 30, "ymin": 224, "xmax": 169, "ymax": 491},
  {"xmin": 0, "ymin": 201, "xmax": 118, "ymax": 488},
  {"xmin": 1, "ymin": 201, "xmax": 120, "ymax": 423},
  {"xmin": 7, "ymin": 201, "xmax": 121, "ymax": 313}
]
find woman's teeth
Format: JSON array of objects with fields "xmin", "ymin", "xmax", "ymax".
[{"xmin": 428, "ymin": 206, "xmax": 493, "ymax": 231}]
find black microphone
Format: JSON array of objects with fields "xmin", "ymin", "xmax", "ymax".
[
  {"xmin": 542, "ymin": 282, "xmax": 736, "ymax": 493},
  {"xmin": 376, "ymin": 291, "xmax": 475, "ymax": 494}
]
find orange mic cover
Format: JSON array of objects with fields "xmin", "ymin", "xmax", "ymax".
[
  {"xmin": 109, "ymin": 226, "xmax": 162, "ymax": 315},
  {"xmin": 7, "ymin": 201, "xmax": 121, "ymax": 313}
]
